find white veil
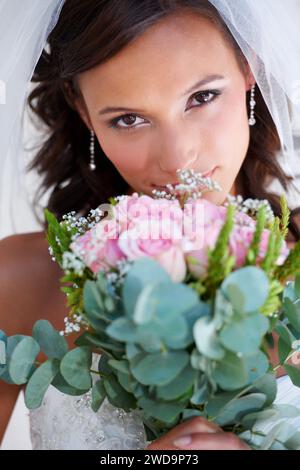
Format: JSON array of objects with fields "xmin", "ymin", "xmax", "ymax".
[
  {"xmin": 0, "ymin": 0, "xmax": 65, "ymax": 238},
  {"xmin": 1, "ymin": 0, "xmax": 300, "ymax": 238}
]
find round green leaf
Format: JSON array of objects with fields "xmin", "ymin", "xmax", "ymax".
[
  {"xmin": 244, "ymin": 350, "xmax": 269, "ymax": 384},
  {"xmin": 193, "ymin": 316, "xmax": 225, "ymax": 360},
  {"xmin": 122, "ymin": 257, "xmax": 171, "ymax": 317},
  {"xmin": 0, "ymin": 331, "xmax": 7, "ymax": 376},
  {"xmin": 156, "ymin": 365, "xmax": 196, "ymax": 400},
  {"xmin": 9, "ymin": 337, "xmax": 40, "ymax": 385},
  {"xmin": 32, "ymin": 320, "xmax": 68, "ymax": 359},
  {"xmin": 131, "ymin": 351, "xmax": 189, "ymax": 386},
  {"xmin": 212, "ymin": 393, "xmax": 267, "ymax": 426},
  {"xmin": 212, "ymin": 350, "xmax": 248, "ymax": 390},
  {"xmin": 219, "ymin": 314, "xmax": 269, "ymax": 354},
  {"xmin": 103, "ymin": 375, "xmax": 136, "ymax": 411},
  {"xmin": 133, "ymin": 282, "xmax": 199, "ymax": 325},
  {"xmin": 91, "ymin": 379, "xmax": 107, "ymax": 412},
  {"xmin": 284, "ymin": 364, "xmax": 300, "ymax": 387},
  {"xmin": 137, "ymin": 396, "xmax": 185, "ymax": 423},
  {"xmin": 51, "ymin": 371, "xmax": 90, "ymax": 396},
  {"xmin": 25, "ymin": 359, "xmax": 60, "ymax": 408},
  {"xmin": 283, "ymin": 298, "xmax": 300, "ymax": 332},
  {"xmin": 60, "ymin": 347, "xmax": 92, "ymax": 389},
  {"xmin": 221, "ymin": 267, "xmax": 269, "ymax": 313}
]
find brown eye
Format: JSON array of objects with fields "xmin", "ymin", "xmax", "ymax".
[
  {"xmin": 193, "ymin": 91, "xmax": 216, "ymax": 104},
  {"xmin": 122, "ymin": 114, "xmax": 137, "ymax": 125}
]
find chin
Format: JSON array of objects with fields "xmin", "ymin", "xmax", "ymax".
[{"xmin": 201, "ymin": 190, "xmax": 227, "ymax": 206}]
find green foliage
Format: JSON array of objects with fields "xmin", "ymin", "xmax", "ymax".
[
  {"xmin": 44, "ymin": 208, "xmax": 74, "ymax": 265},
  {"xmin": 2, "ymin": 196, "xmax": 300, "ymax": 449},
  {"xmin": 25, "ymin": 359, "xmax": 60, "ymax": 409},
  {"xmin": 32, "ymin": 320, "xmax": 68, "ymax": 359},
  {"xmin": 246, "ymin": 205, "xmax": 266, "ymax": 265},
  {"xmin": 274, "ymin": 239, "xmax": 300, "ymax": 282},
  {"xmin": 60, "ymin": 347, "xmax": 92, "ymax": 390},
  {"xmin": 202, "ymin": 204, "xmax": 236, "ymax": 297}
]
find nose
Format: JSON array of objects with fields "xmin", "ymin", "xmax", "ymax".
[{"xmin": 157, "ymin": 126, "xmax": 198, "ymax": 173}]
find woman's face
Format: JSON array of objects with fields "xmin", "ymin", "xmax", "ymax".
[{"xmin": 77, "ymin": 11, "xmax": 255, "ymax": 205}]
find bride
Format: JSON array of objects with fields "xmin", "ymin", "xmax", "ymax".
[{"xmin": 1, "ymin": 0, "xmax": 300, "ymax": 450}]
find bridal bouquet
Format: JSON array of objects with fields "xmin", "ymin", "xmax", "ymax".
[{"xmin": 1, "ymin": 169, "xmax": 300, "ymax": 450}]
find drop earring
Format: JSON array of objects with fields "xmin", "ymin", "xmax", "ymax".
[
  {"xmin": 89, "ymin": 130, "xmax": 96, "ymax": 171},
  {"xmin": 249, "ymin": 84, "xmax": 256, "ymax": 126}
]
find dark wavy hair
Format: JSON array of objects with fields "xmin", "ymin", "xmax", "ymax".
[{"xmin": 27, "ymin": 0, "xmax": 300, "ymax": 241}]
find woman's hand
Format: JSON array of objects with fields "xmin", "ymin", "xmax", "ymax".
[{"xmin": 145, "ymin": 416, "xmax": 251, "ymax": 450}]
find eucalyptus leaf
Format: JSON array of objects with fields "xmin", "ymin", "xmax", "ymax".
[
  {"xmin": 84, "ymin": 279, "xmax": 104, "ymax": 313},
  {"xmin": 106, "ymin": 317, "xmax": 140, "ymax": 343},
  {"xmin": 0, "ymin": 331, "xmax": 7, "ymax": 376},
  {"xmin": 212, "ymin": 350, "xmax": 248, "ymax": 390},
  {"xmin": 182, "ymin": 409, "xmax": 205, "ymax": 420},
  {"xmin": 91, "ymin": 380, "xmax": 107, "ymax": 412},
  {"xmin": 211, "ymin": 393, "xmax": 267, "ymax": 426},
  {"xmin": 122, "ymin": 257, "xmax": 171, "ymax": 317},
  {"xmin": 193, "ymin": 316, "xmax": 225, "ymax": 360},
  {"xmin": 131, "ymin": 351, "xmax": 189, "ymax": 386},
  {"xmin": 98, "ymin": 354, "xmax": 114, "ymax": 377},
  {"xmin": 243, "ymin": 350, "xmax": 269, "ymax": 384},
  {"xmin": 283, "ymin": 298, "xmax": 300, "ymax": 332},
  {"xmin": 278, "ymin": 337, "xmax": 291, "ymax": 364},
  {"xmin": 32, "ymin": 320, "xmax": 68, "ymax": 359},
  {"xmin": 117, "ymin": 370, "xmax": 138, "ymax": 394},
  {"xmin": 126, "ymin": 343, "xmax": 143, "ymax": 361},
  {"xmin": 103, "ymin": 374, "xmax": 136, "ymax": 411},
  {"xmin": 284, "ymin": 364, "xmax": 300, "ymax": 386},
  {"xmin": 75, "ymin": 331, "xmax": 123, "ymax": 355},
  {"xmin": 275, "ymin": 323, "xmax": 295, "ymax": 346},
  {"xmin": 136, "ymin": 316, "xmax": 188, "ymax": 351},
  {"xmin": 51, "ymin": 371, "xmax": 90, "ymax": 395},
  {"xmin": 283, "ymin": 280, "xmax": 299, "ymax": 303},
  {"xmin": 0, "ymin": 335, "xmax": 28, "ymax": 383},
  {"xmin": 250, "ymin": 373, "xmax": 277, "ymax": 406},
  {"xmin": 241, "ymin": 408, "xmax": 279, "ymax": 429},
  {"xmin": 133, "ymin": 282, "xmax": 199, "ymax": 325},
  {"xmin": 137, "ymin": 396, "xmax": 185, "ymax": 423},
  {"xmin": 221, "ymin": 266, "xmax": 269, "ymax": 314},
  {"xmin": 156, "ymin": 365, "xmax": 196, "ymax": 400},
  {"xmin": 108, "ymin": 359, "xmax": 130, "ymax": 375},
  {"xmin": 25, "ymin": 359, "xmax": 60, "ymax": 408},
  {"xmin": 260, "ymin": 421, "xmax": 297, "ymax": 450},
  {"xmin": 9, "ymin": 337, "xmax": 40, "ymax": 385},
  {"xmin": 219, "ymin": 314, "xmax": 269, "ymax": 354},
  {"xmin": 60, "ymin": 347, "xmax": 92, "ymax": 389}
]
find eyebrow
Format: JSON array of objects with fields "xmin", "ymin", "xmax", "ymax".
[{"xmin": 98, "ymin": 74, "xmax": 225, "ymax": 116}]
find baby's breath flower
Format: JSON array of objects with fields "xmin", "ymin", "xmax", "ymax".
[
  {"xmin": 61, "ymin": 207, "xmax": 104, "ymax": 236},
  {"xmin": 62, "ymin": 251, "xmax": 86, "ymax": 276},
  {"xmin": 60, "ymin": 313, "xmax": 88, "ymax": 336},
  {"xmin": 225, "ymin": 194, "xmax": 275, "ymax": 224},
  {"xmin": 152, "ymin": 168, "xmax": 222, "ymax": 204}
]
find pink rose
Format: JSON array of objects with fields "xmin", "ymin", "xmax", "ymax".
[{"xmin": 118, "ymin": 219, "xmax": 186, "ymax": 282}]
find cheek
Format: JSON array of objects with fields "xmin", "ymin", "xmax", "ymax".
[
  {"xmin": 209, "ymin": 89, "xmax": 250, "ymax": 170},
  {"xmin": 96, "ymin": 132, "xmax": 149, "ymax": 174}
]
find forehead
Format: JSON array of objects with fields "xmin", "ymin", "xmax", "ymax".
[{"xmin": 78, "ymin": 11, "xmax": 239, "ymax": 107}]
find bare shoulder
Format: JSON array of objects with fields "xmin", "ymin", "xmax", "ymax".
[{"xmin": 0, "ymin": 231, "xmax": 69, "ymax": 336}]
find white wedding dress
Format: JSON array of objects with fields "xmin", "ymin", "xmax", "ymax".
[{"xmin": 29, "ymin": 355, "xmax": 300, "ymax": 450}]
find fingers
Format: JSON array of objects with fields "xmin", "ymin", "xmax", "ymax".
[
  {"xmin": 148, "ymin": 432, "xmax": 251, "ymax": 451},
  {"xmin": 146, "ymin": 417, "xmax": 222, "ymax": 450},
  {"xmin": 172, "ymin": 432, "xmax": 251, "ymax": 451},
  {"xmin": 146, "ymin": 417, "xmax": 250, "ymax": 451}
]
